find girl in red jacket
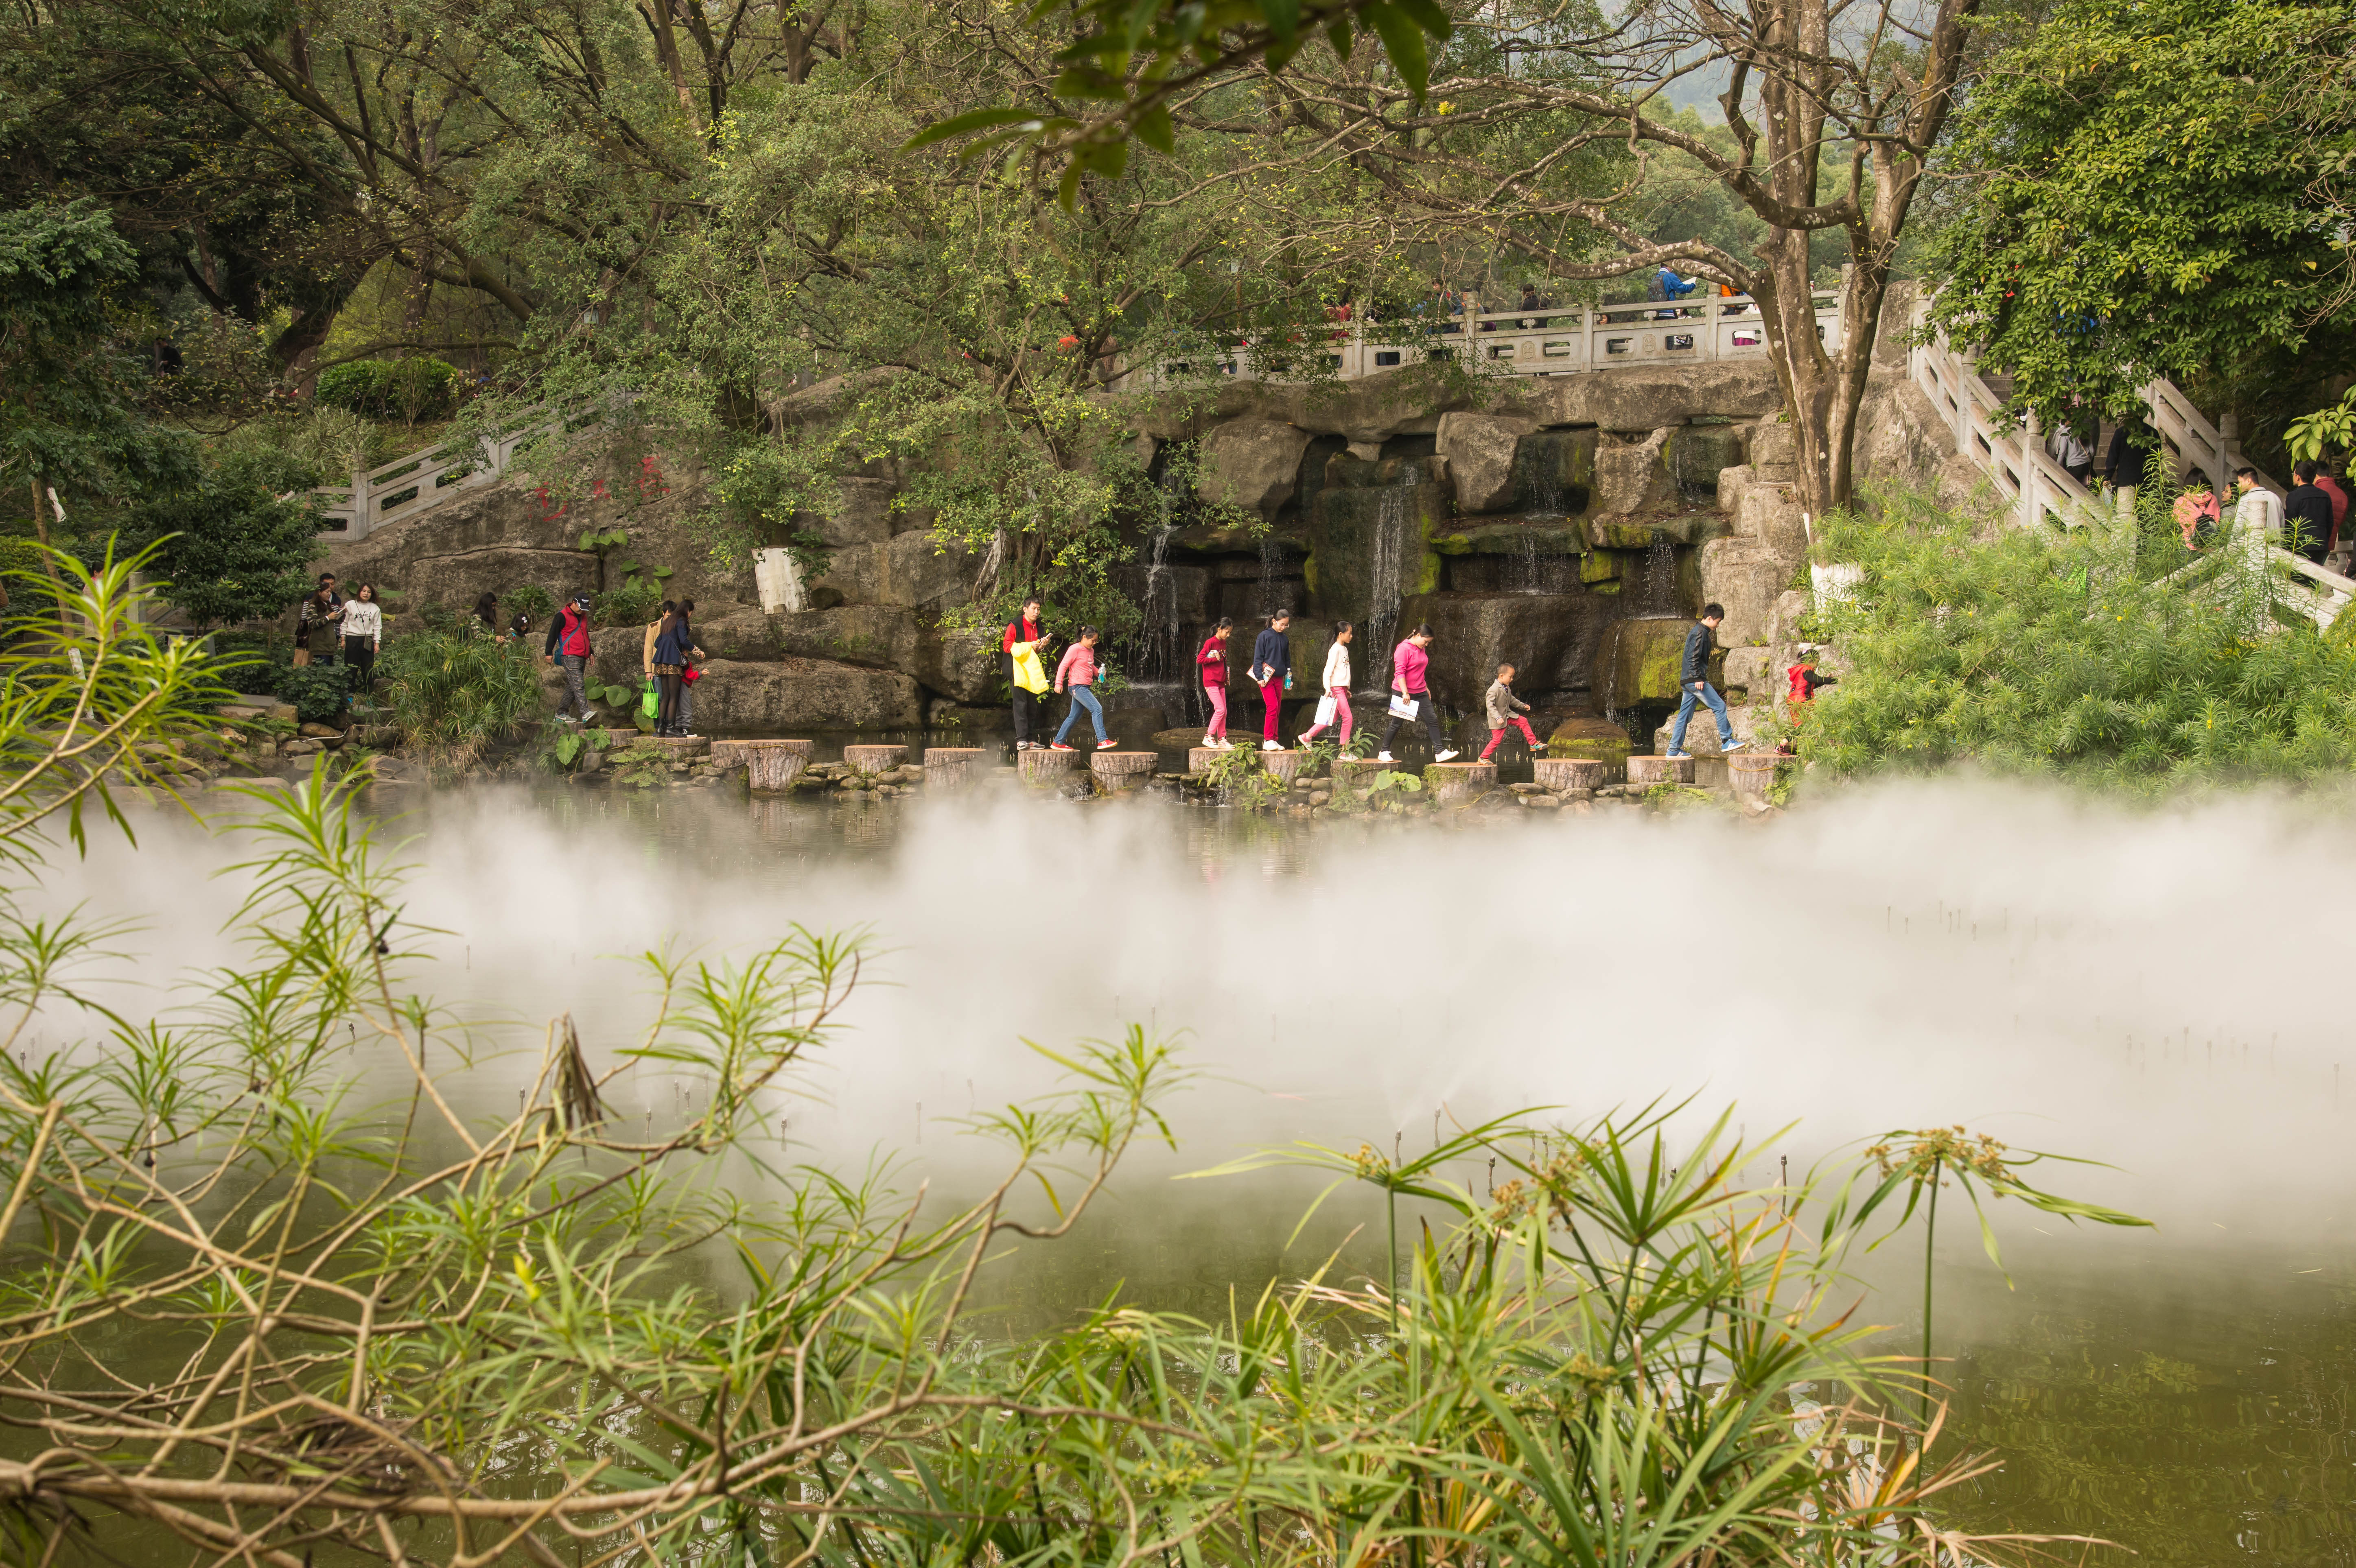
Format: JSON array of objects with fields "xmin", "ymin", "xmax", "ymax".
[{"xmin": 1195, "ymin": 618, "xmax": 1234, "ymax": 751}]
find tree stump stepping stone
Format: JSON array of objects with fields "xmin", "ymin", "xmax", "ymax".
[
  {"xmin": 646, "ymin": 734, "xmax": 710, "ymax": 759},
  {"xmin": 1330, "ymin": 757, "xmax": 1392, "ymax": 791},
  {"xmin": 1533, "ymin": 758, "xmax": 1608, "ymax": 793},
  {"xmin": 923, "ymin": 747, "xmax": 984, "ymax": 790},
  {"xmin": 740, "ymin": 739, "xmax": 815, "ymax": 792},
  {"xmin": 712, "ymin": 738, "xmax": 810, "ymax": 770},
  {"xmin": 1019, "ymin": 747, "xmax": 1080, "ymax": 783},
  {"xmin": 1726, "ymin": 752, "xmax": 1781, "ymax": 804},
  {"xmin": 1089, "ymin": 751, "xmax": 1157, "ymax": 791},
  {"xmin": 1426, "ymin": 760, "xmax": 1498, "ymax": 806},
  {"xmin": 1259, "ymin": 749, "xmax": 1305, "ymax": 786},
  {"xmin": 602, "ymin": 728, "xmax": 643, "ymax": 749},
  {"xmin": 1626, "ymin": 756, "xmax": 1694, "ymax": 787},
  {"xmin": 842, "ymin": 743, "xmax": 907, "ymax": 775},
  {"xmin": 1188, "ymin": 746, "xmax": 1232, "ymax": 774}
]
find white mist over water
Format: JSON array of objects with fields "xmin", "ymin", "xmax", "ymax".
[{"xmin": 31, "ymin": 776, "xmax": 2356, "ymax": 1245}]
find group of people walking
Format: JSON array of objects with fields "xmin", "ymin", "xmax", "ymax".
[{"xmin": 1000, "ymin": 598, "xmax": 1744, "ymax": 764}]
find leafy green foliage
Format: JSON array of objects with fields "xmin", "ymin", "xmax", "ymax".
[
  {"xmin": 376, "ymin": 620, "xmax": 546, "ymax": 766},
  {"xmin": 314, "ymin": 357, "xmax": 465, "ymax": 419},
  {"xmin": 1803, "ymin": 489, "xmax": 2356, "ymax": 791},
  {"xmin": 598, "ymin": 576, "xmax": 662, "ymax": 628},
  {"xmin": 271, "ymin": 662, "xmax": 351, "ymax": 726},
  {"xmin": 607, "ymin": 737, "xmax": 674, "ymax": 788},
  {"xmin": 505, "ymin": 582, "xmax": 554, "ymax": 623},
  {"xmin": 1930, "ymin": 0, "xmax": 2356, "ymax": 418},
  {"xmin": 120, "ymin": 448, "xmax": 323, "ymax": 626}
]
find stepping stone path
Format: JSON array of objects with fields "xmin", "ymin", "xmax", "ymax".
[
  {"xmin": 1426, "ymin": 760, "xmax": 1498, "ymax": 805},
  {"xmin": 1090, "ymin": 751, "xmax": 1156, "ymax": 791},
  {"xmin": 923, "ymin": 747, "xmax": 984, "ymax": 790},
  {"xmin": 648, "ymin": 734, "xmax": 710, "ymax": 759},
  {"xmin": 1533, "ymin": 757, "xmax": 1608, "ymax": 792},
  {"xmin": 1188, "ymin": 746, "xmax": 1232, "ymax": 773},
  {"xmin": 1330, "ymin": 757, "xmax": 1392, "ymax": 791},
  {"xmin": 1625, "ymin": 756, "xmax": 1694, "ymax": 787},
  {"xmin": 728, "ymin": 739, "xmax": 814, "ymax": 791},
  {"xmin": 1019, "ymin": 748, "xmax": 1079, "ymax": 782},
  {"xmin": 842, "ymin": 744, "xmax": 907, "ymax": 774}
]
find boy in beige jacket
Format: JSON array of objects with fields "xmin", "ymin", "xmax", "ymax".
[{"xmin": 1478, "ymin": 663, "xmax": 1538, "ymax": 762}]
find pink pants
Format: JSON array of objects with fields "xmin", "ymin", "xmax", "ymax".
[
  {"xmin": 1262, "ymin": 681, "xmax": 1284, "ymax": 740},
  {"xmin": 1300, "ymin": 686, "xmax": 1353, "ymax": 745},
  {"xmin": 1204, "ymin": 684, "xmax": 1228, "ymax": 738},
  {"xmin": 1480, "ymin": 715, "xmax": 1538, "ymax": 760}
]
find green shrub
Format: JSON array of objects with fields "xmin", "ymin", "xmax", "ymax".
[
  {"xmin": 598, "ymin": 577, "xmax": 661, "ymax": 628},
  {"xmin": 1807, "ymin": 487, "xmax": 2356, "ymax": 791},
  {"xmin": 273, "ymin": 662, "xmax": 352, "ymax": 726},
  {"xmin": 506, "ymin": 583, "xmax": 554, "ymax": 624},
  {"xmin": 204, "ymin": 631, "xmax": 284, "ymax": 696},
  {"xmin": 377, "ymin": 621, "xmax": 545, "ymax": 766},
  {"xmin": 315, "ymin": 357, "xmax": 464, "ymax": 420}
]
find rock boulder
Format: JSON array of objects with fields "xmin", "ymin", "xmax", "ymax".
[
  {"xmin": 1197, "ymin": 419, "xmax": 1314, "ymax": 514},
  {"xmin": 689, "ymin": 658, "xmax": 923, "ymax": 730},
  {"xmin": 1592, "ymin": 429, "xmax": 1678, "ymax": 516},
  {"xmin": 1435, "ymin": 412, "xmax": 1539, "ymax": 514},
  {"xmin": 809, "ymin": 530, "xmax": 978, "ymax": 611}
]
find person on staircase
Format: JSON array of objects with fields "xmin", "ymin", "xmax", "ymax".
[
  {"xmin": 1299, "ymin": 622, "xmax": 1356, "ymax": 749},
  {"xmin": 2285, "ymin": 462, "xmax": 2336, "ymax": 565},
  {"xmin": 2233, "ymin": 467, "xmax": 2284, "ymax": 544},
  {"xmin": 1250, "ymin": 611, "xmax": 1294, "ymax": 751},
  {"xmin": 1665, "ymin": 604, "xmax": 1745, "ymax": 760},
  {"xmin": 1377, "ymin": 625, "xmax": 1456, "ymax": 763}
]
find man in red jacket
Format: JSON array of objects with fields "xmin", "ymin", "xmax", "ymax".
[
  {"xmin": 1002, "ymin": 596, "xmax": 1048, "ymax": 750},
  {"xmin": 542, "ymin": 592, "xmax": 595, "ymax": 722}
]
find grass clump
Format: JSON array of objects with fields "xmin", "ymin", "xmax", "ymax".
[
  {"xmin": 1804, "ymin": 488, "xmax": 2356, "ymax": 792},
  {"xmin": 376, "ymin": 614, "xmax": 545, "ymax": 767}
]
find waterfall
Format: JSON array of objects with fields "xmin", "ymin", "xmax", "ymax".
[
  {"xmin": 1366, "ymin": 486, "xmax": 1411, "ymax": 690},
  {"xmin": 1643, "ymin": 537, "xmax": 1677, "ymax": 616},
  {"xmin": 754, "ymin": 546, "xmax": 807, "ymax": 614},
  {"xmin": 1511, "ymin": 527, "xmax": 1544, "ymax": 594},
  {"xmin": 1143, "ymin": 475, "xmax": 1181, "ymax": 679}
]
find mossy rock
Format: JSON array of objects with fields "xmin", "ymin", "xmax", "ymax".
[
  {"xmin": 1547, "ymin": 716, "xmax": 1633, "ymax": 773},
  {"xmin": 1431, "ymin": 522, "xmax": 1587, "ymax": 557},
  {"xmin": 1584, "ymin": 513, "xmax": 1729, "ymax": 550},
  {"xmin": 1593, "ymin": 616, "xmax": 1695, "ymax": 708},
  {"xmin": 1580, "ymin": 551, "xmax": 1623, "ymax": 584}
]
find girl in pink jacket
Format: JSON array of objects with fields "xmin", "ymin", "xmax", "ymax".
[{"xmin": 1050, "ymin": 627, "xmax": 1119, "ymax": 750}]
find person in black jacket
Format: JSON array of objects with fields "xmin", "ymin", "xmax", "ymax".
[
  {"xmin": 1250, "ymin": 611, "xmax": 1293, "ymax": 751},
  {"xmin": 2105, "ymin": 415, "xmax": 2159, "ymax": 494},
  {"xmin": 2285, "ymin": 461, "xmax": 2336, "ymax": 564},
  {"xmin": 1665, "ymin": 603, "xmax": 1746, "ymax": 760}
]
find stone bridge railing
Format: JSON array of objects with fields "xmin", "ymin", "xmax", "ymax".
[
  {"xmin": 316, "ymin": 403, "xmax": 592, "ymax": 542},
  {"xmin": 1141, "ymin": 288, "xmax": 1845, "ymax": 385}
]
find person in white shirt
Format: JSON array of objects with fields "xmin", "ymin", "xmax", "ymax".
[
  {"xmin": 1297, "ymin": 621, "xmax": 1356, "ymax": 748},
  {"xmin": 340, "ymin": 584, "xmax": 384, "ymax": 691},
  {"xmin": 2234, "ymin": 467, "xmax": 2284, "ymax": 542}
]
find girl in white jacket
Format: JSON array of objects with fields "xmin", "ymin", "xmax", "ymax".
[{"xmin": 1298, "ymin": 622, "xmax": 1355, "ymax": 747}]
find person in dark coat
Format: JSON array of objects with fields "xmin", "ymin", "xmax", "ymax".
[
  {"xmin": 2105, "ymin": 415, "xmax": 2159, "ymax": 492},
  {"xmin": 2285, "ymin": 461, "xmax": 2337, "ymax": 564},
  {"xmin": 1665, "ymin": 603, "xmax": 1746, "ymax": 760}
]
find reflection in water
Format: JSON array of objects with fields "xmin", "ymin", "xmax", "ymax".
[{"xmin": 33, "ymin": 776, "xmax": 2356, "ymax": 1565}]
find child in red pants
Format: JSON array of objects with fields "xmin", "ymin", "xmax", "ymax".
[{"xmin": 1479, "ymin": 662, "xmax": 1538, "ymax": 760}]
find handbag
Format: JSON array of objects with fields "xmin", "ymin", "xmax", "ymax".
[
  {"xmin": 1314, "ymin": 694, "xmax": 1337, "ymax": 725},
  {"xmin": 640, "ymin": 679, "xmax": 660, "ymax": 718},
  {"xmin": 1387, "ymin": 694, "xmax": 1420, "ymax": 721}
]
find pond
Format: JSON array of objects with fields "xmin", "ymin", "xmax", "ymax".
[{"xmin": 29, "ymin": 773, "xmax": 2356, "ymax": 1565}]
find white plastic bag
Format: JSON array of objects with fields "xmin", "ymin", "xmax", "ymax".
[{"xmin": 1314, "ymin": 695, "xmax": 1337, "ymax": 725}]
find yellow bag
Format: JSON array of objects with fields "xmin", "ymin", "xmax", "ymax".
[{"xmin": 1011, "ymin": 641, "xmax": 1050, "ymax": 695}]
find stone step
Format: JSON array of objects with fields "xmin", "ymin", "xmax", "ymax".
[
  {"xmin": 1533, "ymin": 757, "xmax": 1607, "ymax": 792},
  {"xmin": 732, "ymin": 739, "xmax": 815, "ymax": 791},
  {"xmin": 923, "ymin": 747, "xmax": 985, "ymax": 789},
  {"xmin": 1726, "ymin": 751, "xmax": 1781, "ymax": 804},
  {"xmin": 1426, "ymin": 760, "xmax": 1498, "ymax": 805},
  {"xmin": 1019, "ymin": 747, "xmax": 1080, "ymax": 782},
  {"xmin": 1626, "ymin": 755, "xmax": 1693, "ymax": 787},
  {"xmin": 1330, "ymin": 757, "xmax": 1393, "ymax": 790},
  {"xmin": 843, "ymin": 744, "xmax": 907, "ymax": 774},
  {"xmin": 712, "ymin": 737, "xmax": 812, "ymax": 770},
  {"xmin": 1259, "ymin": 749, "xmax": 1306, "ymax": 786},
  {"xmin": 1089, "ymin": 751, "xmax": 1157, "ymax": 791}
]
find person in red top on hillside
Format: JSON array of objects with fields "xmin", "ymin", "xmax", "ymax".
[
  {"xmin": 541, "ymin": 592, "xmax": 596, "ymax": 723},
  {"xmin": 1195, "ymin": 617, "xmax": 1235, "ymax": 751},
  {"xmin": 2315, "ymin": 464, "xmax": 2354, "ymax": 558},
  {"xmin": 1002, "ymin": 596, "xmax": 1050, "ymax": 751},
  {"xmin": 1779, "ymin": 647, "xmax": 1836, "ymax": 754}
]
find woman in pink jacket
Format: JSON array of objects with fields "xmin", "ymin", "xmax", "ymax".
[
  {"xmin": 1376, "ymin": 624, "xmax": 1457, "ymax": 763},
  {"xmin": 1050, "ymin": 627, "xmax": 1120, "ymax": 751}
]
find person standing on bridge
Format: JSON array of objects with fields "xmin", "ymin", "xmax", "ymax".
[
  {"xmin": 2234, "ymin": 468, "xmax": 2284, "ymax": 544},
  {"xmin": 2104, "ymin": 413, "xmax": 2159, "ymax": 496},
  {"xmin": 2285, "ymin": 462, "xmax": 2336, "ymax": 564}
]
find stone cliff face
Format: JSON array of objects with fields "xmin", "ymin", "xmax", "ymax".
[{"xmin": 324, "ymin": 356, "xmax": 1960, "ymax": 735}]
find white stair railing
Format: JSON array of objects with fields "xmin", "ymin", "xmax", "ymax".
[
  {"xmin": 1908, "ymin": 300, "xmax": 2354, "ymax": 628},
  {"xmin": 315, "ymin": 404, "xmax": 584, "ymax": 542}
]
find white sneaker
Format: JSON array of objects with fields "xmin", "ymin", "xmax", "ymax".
[
  {"xmin": 1261, "ymin": 740, "xmax": 1282, "ymax": 752},
  {"xmin": 1376, "ymin": 751, "xmax": 1393, "ymax": 763},
  {"xmin": 1665, "ymin": 750, "xmax": 1692, "ymax": 760},
  {"xmin": 1723, "ymin": 740, "xmax": 1749, "ymax": 753},
  {"xmin": 1435, "ymin": 748, "xmax": 1460, "ymax": 762}
]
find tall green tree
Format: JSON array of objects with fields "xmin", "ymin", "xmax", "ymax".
[{"xmin": 1928, "ymin": 0, "xmax": 2356, "ymax": 421}]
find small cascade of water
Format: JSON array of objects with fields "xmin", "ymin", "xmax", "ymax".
[
  {"xmin": 1527, "ymin": 448, "xmax": 1567, "ymax": 519},
  {"xmin": 1510, "ymin": 528, "xmax": 1545, "ymax": 594},
  {"xmin": 1366, "ymin": 487, "xmax": 1411, "ymax": 689},
  {"xmin": 1141, "ymin": 475, "xmax": 1181, "ymax": 679},
  {"xmin": 1643, "ymin": 537, "xmax": 1678, "ymax": 616}
]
